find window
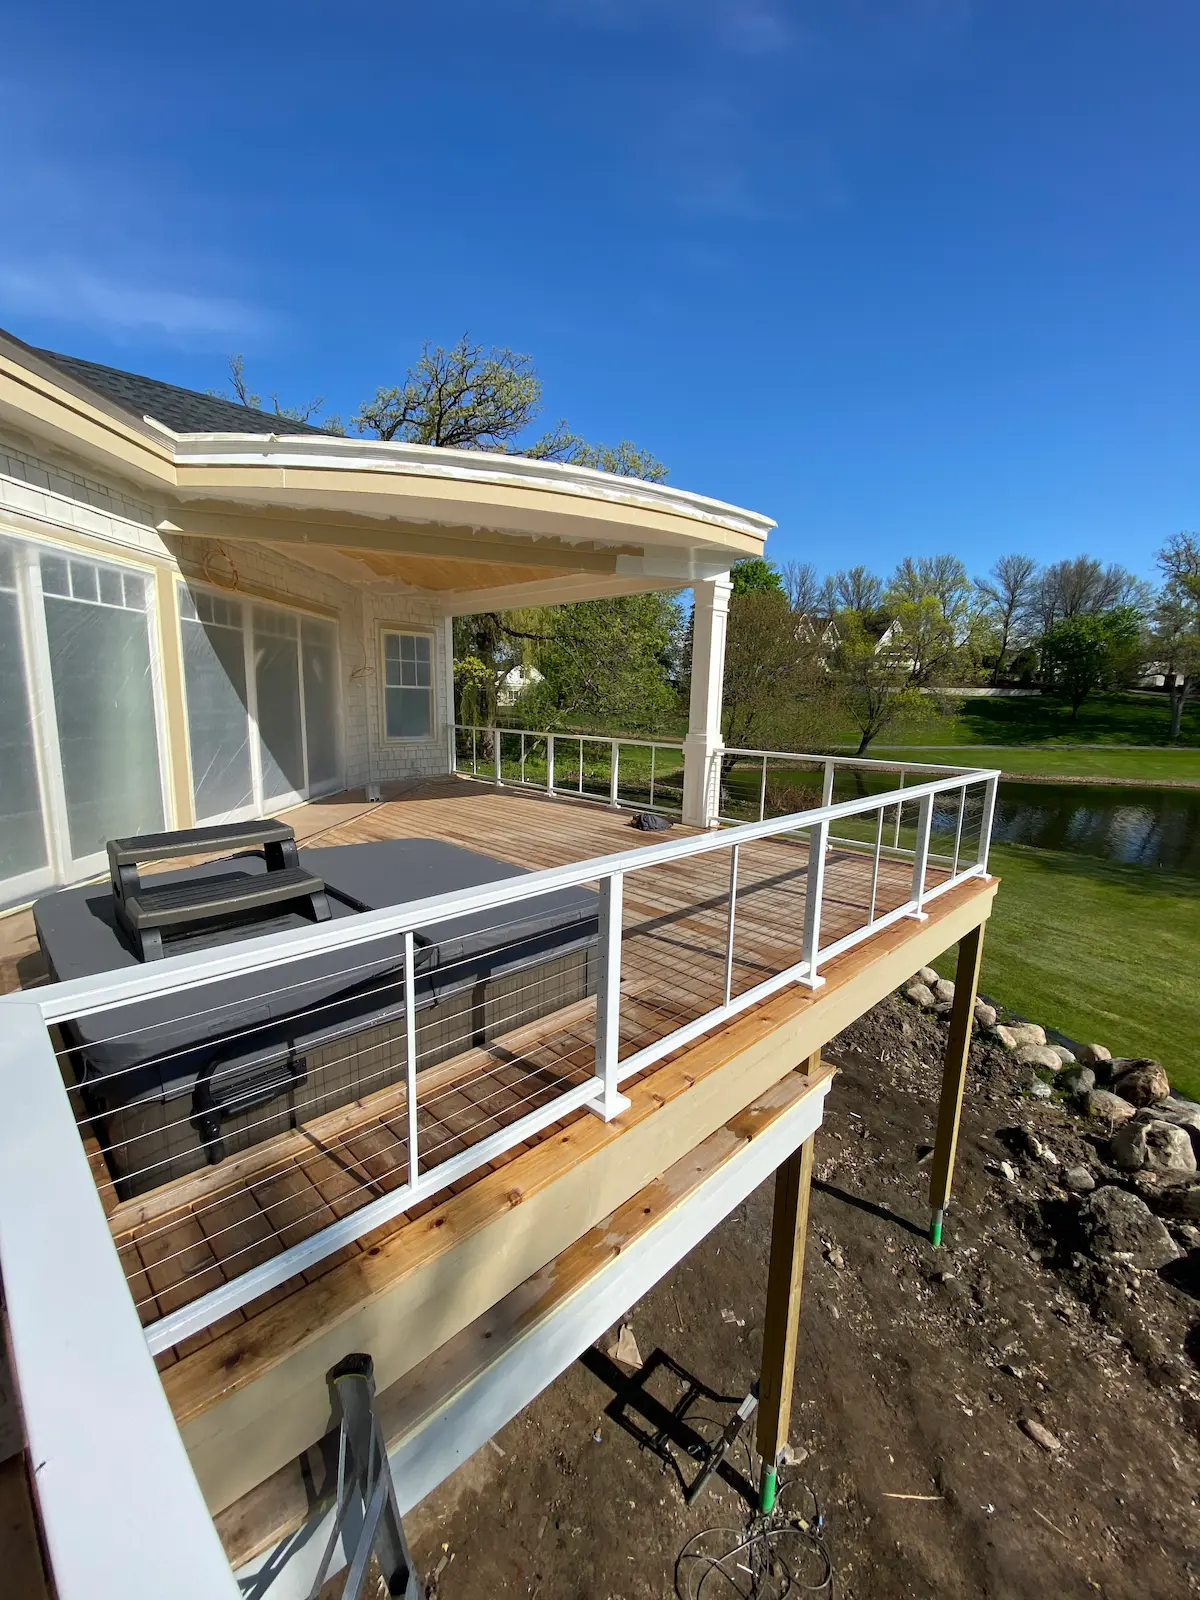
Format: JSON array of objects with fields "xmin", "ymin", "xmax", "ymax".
[{"xmin": 382, "ymin": 630, "xmax": 432, "ymax": 739}]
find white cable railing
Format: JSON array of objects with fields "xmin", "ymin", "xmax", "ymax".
[
  {"xmin": 0, "ymin": 751, "xmax": 998, "ymax": 1596},
  {"xmin": 454, "ymin": 723, "xmax": 686, "ymax": 813}
]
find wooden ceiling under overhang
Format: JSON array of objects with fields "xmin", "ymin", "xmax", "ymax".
[{"xmin": 345, "ymin": 549, "xmax": 579, "ymax": 591}]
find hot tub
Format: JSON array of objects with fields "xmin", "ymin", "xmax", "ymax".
[{"xmin": 35, "ymin": 838, "xmax": 598, "ymax": 1199}]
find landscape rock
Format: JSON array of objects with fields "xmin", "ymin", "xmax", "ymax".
[
  {"xmin": 1016, "ymin": 1044, "xmax": 1065, "ymax": 1072},
  {"xmin": 1156, "ymin": 1184, "xmax": 1200, "ymax": 1221},
  {"xmin": 933, "ymin": 977, "xmax": 955, "ymax": 1004},
  {"xmin": 973, "ymin": 1000, "xmax": 998, "ymax": 1030},
  {"xmin": 914, "ymin": 967, "xmax": 939, "ymax": 987},
  {"xmin": 1110, "ymin": 1122, "xmax": 1148, "ymax": 1172},
  {"xmin": 903, "ymin": 982, "xmax": 936, "ymax": 1009},
  {"xmin": 1048, "ymin": 1044, "xmax": 1077, "ymax": 1067},
  {"xmin": 1019, "ymin": 1418, "xmax": 1062, "ymax": 1453},
  {"xmin": 1026, "ymin": 1078, "xmax": 1054, "ymax": 1100},
  {"xmin": 1088, "ymin": 1090, "xmax": 1137, "ymax": 1126},
  {"xmin": 1075, "ymin": 1043, "xmax": 1112, "ymax": 1069},
  {"xmin": 992, "ymin": 1025, "xmax": 1019, "ymax": 1051},
  {"xmin": 1151, "ymin": 1098, "xmax": 1200, "ymax": 1158},
  {"xmin": 1111, "ymin": 1059, "xmax": 1170, "ymax": 1108},
  {"xmin": 1057, "ymin": 1066, "xmax": 1096, "ymax": 1097},
  {"xmin": 1076, "ymin": 1186, "xmax": 1181, "ymax": 1270},
  {"xmin": 1008, "ymin": 1022, "xmax": 1047, "ymax": 1048},
  {"xmin": 1062, "ymin": 1166, "xmax": 1096, "ymax": 1194},
  {"xmin": 1141, "ymin": 1120, "xmax": 1197, "ymax": 1175}
]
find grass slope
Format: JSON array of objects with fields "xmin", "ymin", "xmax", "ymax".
[
  {"xmin": 868, "ymin": 745, "xmax": 1200, "ymax": 784},
  {"xmin": 937, "ymin": 843, "xmax": 1200, "ymax": 1100},
  {"xmin": 854, "ymin": 691, "xmax": 1200, "ymax": 749}
]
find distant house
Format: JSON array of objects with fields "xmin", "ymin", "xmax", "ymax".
[{"xmin": 497, "ymin": 663, "xmax": 544, "ymax": 705}]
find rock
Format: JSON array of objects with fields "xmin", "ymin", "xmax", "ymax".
[
  {"xmin": 1151, "ymin": 1098, "xmax": 1200, "ymax": 1158},
  {"xmin": 1088, "ymin": 1090, "xmax": 1136, "ymax": 1126},
  {"xmin": 992, "ymin": 1024, "xmax": 1019, "ymax": 1051},
  {"xmin": 1076, "ymin": 1043, "xmax": 1112, "ymax": 1069},
  {"xmin": 998, "ymin": 1160, "xmax": 1018, "ymax": 1183},
  {"xmin": 1008, "ymin": 1022, "xmax": 1047, "ymax": 1048},
  {"xmin": 1019, "ymin": 1418, "xmax": 1062, "ymax": 1453},
  {"xmin": 1157, "ymin": 1184, "xmax": 1200, "ymax": 1221},
  {"xmin": 1016, "ymin": 1044, "xmax": 1065, "ymax": 1072},
  {"xmin": 1057, "ymin": 1066, "xmax": 1096, "ymax": 1097},
  {"xmin": 914, "ymin": 966, "xmax": 939, "ymax": 987},
  {"xmin": 1076, "ymin": 1186, "xmax": 1181, "ymax": 1270},
  {"xmin": 931, "ymin": 977, "xmax": 954, "ymax": 1004},
  {"xmin": 973, "ymin": 1000, "xmax": 998, "ymax": 1030},
  {"xmin": 1110, "ymin": 1122, "xmax": 1148, "ymax": 1171},
  {"xmin": 1142, "ymin": 1119, "xmax": 1197, "ymax": 1174},
  {"xmin": 1111, "ymin": 1059, "xmax": 1170, "ymax": 1108},
  {"xmin": 1048, "ymin": 1044, "xmax": 1077, "ymax": 1067},
  {"xmin": 1026, "ymin": 1078, "xmax": 1054, "ymax": 1100},
  {"xmin": 904, "ymin": 982, "xmax": 936, "ymax": 1009},
  {"xmin": 1063, "ymin": 1166, "xmax": 1096, "ymax": 1194}
]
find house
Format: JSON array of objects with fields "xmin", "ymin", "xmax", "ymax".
[
  {"xmin": 0, "ymin": 327, "xmax": 1000, "ymax": 1598},
  {"xmin": 496, "ymin": 661, "xmax": 544, "ymax": 705}
]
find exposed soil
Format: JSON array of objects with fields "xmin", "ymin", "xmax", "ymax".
[{"xmin": 402, "ymin": 998, "xmax": 1200, "ymax": 1599}]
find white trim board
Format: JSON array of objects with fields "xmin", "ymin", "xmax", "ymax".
[{"xmin": 232, "ymin": 1069, "xmax": 831, "ymax": 1598}]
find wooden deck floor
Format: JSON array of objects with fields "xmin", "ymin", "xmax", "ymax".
[{"xmin": 2, "ymin": 777, "xmax": 950, "ymax": 1364}]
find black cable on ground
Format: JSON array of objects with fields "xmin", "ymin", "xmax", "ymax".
[{"xmin": 674, "ymin": 1476, "xmax": 834, "ymax": 1600}]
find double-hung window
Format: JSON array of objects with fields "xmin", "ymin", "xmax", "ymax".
[{"xmin": 382, "ymin": 631, "xmax": 432, "ymax": 739}]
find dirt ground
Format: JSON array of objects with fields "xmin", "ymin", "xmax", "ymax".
[{"xmin": 402, "ymin": 998, "xmax": 1200, "ymax": 1600}]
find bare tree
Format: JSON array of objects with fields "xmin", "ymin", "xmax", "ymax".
[
  {"xmin": 829, "ymin": 565, "xmax": 884, "ymax": 613},
  {"xmin": 214, "ymin": 354, "xmax": 335, "ymax": 428},
  {"xmin": 974, "ymin": 553, "xmax": 1039, "ymax": 682},
  {"xmin": 886, "ymin": 554, "xmax": 973, "ymax": 629},
  {"xmin": 1034, "ymin": 557, "xmax": 1151, "ymax": 631},
  {"xmin": 780, "ymin": 560, "xmax": 823, "ymax": 614}
]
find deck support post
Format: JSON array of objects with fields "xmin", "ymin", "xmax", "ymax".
[
  {"xmin": 682, "ymin": 573, "xmax": 731, "ymax": 828},
  {"xmin": 928, "ymin": 920, "xmax": 987, "ymax": 1246},
  {"xmin": 755, "ymin": 1070, "xmax": 819, "ymax": 1513}
]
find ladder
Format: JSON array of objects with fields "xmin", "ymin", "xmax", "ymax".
[{"xmin": 307, "ymin": 1354, "xmax": 420, "ymax": 1600}]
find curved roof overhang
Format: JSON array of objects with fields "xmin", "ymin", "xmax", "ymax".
[{"xmin": 0, "ymin": 341, "xmax": 774, "ymax": 611}]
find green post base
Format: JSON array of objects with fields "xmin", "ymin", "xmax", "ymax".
[
  {"xmin": 759, "ymin": 1465, "xmax": 778, "ymax": 1515},
  {"xmin": 929, "ymin": 1209, "xmax": 944, "ymax": 1248}
]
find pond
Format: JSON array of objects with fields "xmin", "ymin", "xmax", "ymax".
[{"xmin": 989, "ymin": 781, "xmax": 1200, "ymax": 877}]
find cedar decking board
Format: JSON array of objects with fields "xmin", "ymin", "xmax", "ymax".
[{"xmin": 4, "ymin": 778, "xmax": 949, "ymax": 1361}]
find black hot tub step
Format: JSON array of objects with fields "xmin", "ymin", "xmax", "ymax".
[
  {"xmin": 107, "ymin": 818, "xmax": 297, "ymax": 870},
  {"xmin": 124, "ymin": 866, "xmax": 330, "ymax": 930}
]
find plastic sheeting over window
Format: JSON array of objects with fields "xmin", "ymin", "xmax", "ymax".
[
  {"xmin": 0, "ymin": 534, "xmax": 165, "ymax": 904},
  {"xmin": 179, "ymin": 590, "xmax": 254, "ymax": 820}
]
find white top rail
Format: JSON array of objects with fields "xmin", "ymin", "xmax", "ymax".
[{"xmin": 15, "ymin": 766, "xmax": 1001, "ymax": 1028}]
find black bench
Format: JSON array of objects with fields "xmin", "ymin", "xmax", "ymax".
[{"xmin": 108, "ymin": 819, "xmax": 330, "ymax": 960}]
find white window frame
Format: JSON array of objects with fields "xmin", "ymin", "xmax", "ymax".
[
  {"xmin": 380, "ymin": 626, "xmax": 436, "ymax": 743},
  {"xmin": 0, "ymin": 528, "xmax": 171, "ymax": 903},
  {"xmin": 177, "ymin": 582, "xmax": 345, "ymax": 825}
]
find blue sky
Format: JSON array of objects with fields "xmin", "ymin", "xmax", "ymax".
[{"xmin": 2, "ymin": 1, "xmax": 1196, "ymax": 582}]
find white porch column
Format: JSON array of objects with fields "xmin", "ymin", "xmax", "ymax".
[
  {"xmin": 440, "ymin": 614, "xmax": 457, "ymax": 775},
  {"xmin": 682, "ymin": 573, "xmax": 731, "ymax": 827}
]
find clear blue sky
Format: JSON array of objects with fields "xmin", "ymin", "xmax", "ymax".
[{"xmin": 3, "ymin": 2, "xmax": 1196, "ymax": 582}]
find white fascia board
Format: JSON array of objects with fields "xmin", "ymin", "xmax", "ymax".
[
  {"xmin": 234, "ymin": 1075, "xmax": 830, "ymax": 1597},
  {"xmin": 171, "ymin": 433, "xmax": 775, "ymax": 543}
]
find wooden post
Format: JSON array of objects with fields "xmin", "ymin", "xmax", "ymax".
[
  {"xmin": 928, "ymin": 920, "xmax": 987, "ymax": 1247},
  {"xmin": 755, "ymin": 1059, "xmax": 819, "ymax": 1513}
]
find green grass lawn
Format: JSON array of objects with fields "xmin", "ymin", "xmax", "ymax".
[
  {"xmin": 867, "ymin": 744, "xmax": 1200, "ymax": 785},
  {"xmin": 847, "ymin": 690, "xmax": 1199, "ymax": 749},
  {"xmin": 934, "ymin": 843, "xmax": 1200, "ymax": 1100}
]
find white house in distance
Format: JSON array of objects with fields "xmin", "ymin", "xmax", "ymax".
[{"xmin": 0, "ymin": 326, "xmax": 770, "ymax": 910}]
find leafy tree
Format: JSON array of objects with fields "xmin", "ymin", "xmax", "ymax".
[
  {"xmin": 827, "ymin": 607, "xmax": 947, "ymax": 755},
  {"xmin": 1154, "ymin": 532, "xmax": 1200, "ymax": 738},
  {"xmin": 729, "ymin": 557, "xmax": 785, "ymax": 596},
  {"xmin": 524, "ymin": 425, "xmax": 668, "ymax": 482},
  {"xmin": 720, "ymin": 589, "xmax": 827, "ymax": 761},
  {"xmin": 354, "ymin": 336, "xmax": 541, "ymax": 448},
  {"xmin": 973, "ymin": 553, "xmax": 1039, "ymax": 683},
  {"xmin": 1039, "ymin": 607, "xmax": 1144, "ymax": 717},
  {"xmin": 886, "ymin": 554, "xmax": 973, "ymax": 631},
  {"xmin": 521, "ymin": 593, "xmax": 684, "ymax": 730}
]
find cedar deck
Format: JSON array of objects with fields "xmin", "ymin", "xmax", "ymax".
[{"xmin": 2, "ymin": 777, "xmax": 966, "ymax": 1372}]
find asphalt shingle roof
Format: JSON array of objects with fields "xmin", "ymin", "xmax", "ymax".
[{"xmin": 29, "ymin": 345, "xmax": 331, "ymax": 437}]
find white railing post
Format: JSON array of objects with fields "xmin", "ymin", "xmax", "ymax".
[
  {"xmin": 892, "ymin": 770, "xmax": 906, "ymax": 847},
  {"xmin": 977, "ymin": 774, "xmax": 999, "ymax": 875},
  {"xmin": 403, "ymin": 930, "xmax": 419, "ymax": 1184},
  {"xmin": 520, "ymin": 731, "xmax": 526, "ymax": 786},
  {"xmin": 800, "ymin": 817, "xmax": 829, "ymax": 988},
  {"xmin": 910, "ymin": 791, "xmax": 935, "ymax": 918},
  {"xmin": 546, "ymin": 733, "xmax": 556, "ymax": 794},
  {"xmin": 723, "ymin": 844, "xmax": 740, "ymax": 1004},
  {"xmin": 588, "ymin": 873, "xmax": 631, "ymax": 1120},
  {"xmin": 471, "ymin": 725, "xmax": 478, "ymax": 776},
  {"xmin": 759, "ymin": 755, "xmax": 768, "ymax": 822},
  {"xmin": 609, "ymin": 739, "xmax": 620, "ymax": 808},
  {"xmin": 821, "ymin": 760, "xmax": 835, "ymax": 808},
  {"xmin": 578, "ymin": 736, "xmax": 584, "ymax": 795},
  {"xmin": 494, "ymin": 727, "xmax": 503, "ymax": 787},
  {"xmin": 448, "ymin": 718, "xmax": 458, "ymax": 776}
]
